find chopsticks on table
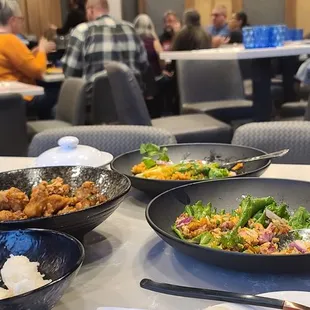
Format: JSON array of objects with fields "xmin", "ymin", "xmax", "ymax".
[{"xmin": 140, "ymin": 279, "xmax": 310, "ymax": 310}]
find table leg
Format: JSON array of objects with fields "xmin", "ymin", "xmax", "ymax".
[
  {"xmin": 252, "ymin": 58, "xmax": 272, "ymax": 122},
  {"xmin": 280, "ymin": 56, "xmax": 299, "ymax": 102}
]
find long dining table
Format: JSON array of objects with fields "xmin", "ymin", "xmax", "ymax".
[
  {"xmin": 0, "ymin": 81, "xmax": 44, "ymax": 96},
  {"xmin": 161, "ymin": 44, "xmax": 310, "ymax": 122},
  {"xmin": 1, "ymin": 157, "xmax": 310, "ymax": 310}
]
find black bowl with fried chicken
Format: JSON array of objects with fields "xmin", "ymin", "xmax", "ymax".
[{"xmin": 0, "ymin": 166, "xmax": 131, "ymax": 238}]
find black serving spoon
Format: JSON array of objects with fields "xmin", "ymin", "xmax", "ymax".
[{"xmin": 140, "ymin": 279, "xmax": 310, "ymax": 310}]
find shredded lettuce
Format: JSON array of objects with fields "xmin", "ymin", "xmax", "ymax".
[{"xmin": 289, "ymin": 207, "xmax": 310, "ymax": 230}]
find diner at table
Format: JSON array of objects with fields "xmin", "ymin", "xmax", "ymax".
[
  {"xmin": 0, "ymin": 0, "xmax": 58, "ymax": 119},
  {"xmin": 1, "ymin": 0, "xmax": 310, "ymax": 308}
]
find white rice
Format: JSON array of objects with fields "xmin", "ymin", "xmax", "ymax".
[{"xmin": 0, "ymin": 255, "xmax": 52, "ymax": 300}]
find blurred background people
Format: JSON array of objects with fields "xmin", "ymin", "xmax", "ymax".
[
  {"xmin": 50, "ymin": 0, "xmax": 86, "ymax": 36},
  {"xmin": 173, "ymin": 9, "xmax": 212, "ymax": 51},
  {"xmin": 134, "ymin": 14, "xmax": 173, "ymax": 118},
  {"xmin": 229, "ymin": 11, "xmax": 249, "ymax": 44},
  {"xmin": 169, "ymin": 10, "xmax": 212, "ymax": 116},
  {"xmin": 159, "ymin": 11, "xmax": 181, "ymax": 51},
  {"xmin": 62, "ymin": 0, "xmax": 149, "ymax": 80},
  {"xmin": 207, "ymin": 5, "xmax": 230, "ymax": 37},
  {"xmin": 0, "ymin": 0, "xmax": 57, "ymax": 119}
]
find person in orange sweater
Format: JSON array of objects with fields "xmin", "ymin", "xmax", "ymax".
[{"xmin": 0, "ymin": 0, "xmax": 56, "ymax": 119}]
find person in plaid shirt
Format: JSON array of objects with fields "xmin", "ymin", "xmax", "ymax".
[{"xmin": 61, "ymin": 0, "xmax": 150, "ymax": 81}]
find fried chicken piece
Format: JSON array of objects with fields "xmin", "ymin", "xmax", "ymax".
[
  {"xmin": 24, "ymin": 183, "xmax": 49, "ymax": 218},
  {"xmin": 0, "ymin": 188, "xmax": 29, "ymax": 212},
  {"xmin": 44, "ymin": 195, "xmax": 72, "ymax": 217},
  {"xmin": 74, "ymin": 181, "xmax": 107, "ymax": 210},
  {"xmin": 57, "ymin": 206, "xmax": 77, "ymax": 215},
  {"xmin": 0, "ymin": 210, "xmax": 27, "ymax": 221},
  {"xmin": 41, "ymin": 177, "xmax": 70, "ymax": 196}
]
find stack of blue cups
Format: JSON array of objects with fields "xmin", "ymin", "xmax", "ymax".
[
  {"xmin": 243, "ymin": 24, "xmax": 289, "ymax": 49},
  {"xmin": 286, "ymin": 28, "xmax": 304, "ymax": 41}
]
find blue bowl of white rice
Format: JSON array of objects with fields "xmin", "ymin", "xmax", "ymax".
[{"xmin": 0, "ymin": 229, "xmax": 84, "ymax": 310}]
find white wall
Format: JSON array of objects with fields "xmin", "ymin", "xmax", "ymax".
[{"xmin": 108, "ymin": 0, "xmax": 122, "ymax": 19}]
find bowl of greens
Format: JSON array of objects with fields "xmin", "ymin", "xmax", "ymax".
[
  {"xmin": 146, "ymin": 177, "xmax": 310, "ymax": 273},
  {"xmin": 111, "ymin": 143, "xmax": 271, "ymax": 196}
]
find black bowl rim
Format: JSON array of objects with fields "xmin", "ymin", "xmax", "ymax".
[
  {"xmin": 0, "ymin": 228, "xmax": 85, "ymax": 303},
  {"xmin": 111, "ymin": 143, "xmax": 272, "ymax": 184},
  {"xmin": 0, "ymin": 166, "xmax": 131, "ymax": 224},
  {"xmin": 146, "ymin": 177, "xmax": 310, "ymax": 259}
]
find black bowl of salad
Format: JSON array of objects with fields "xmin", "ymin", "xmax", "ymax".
[
  {"xmin": 111, "ymin": 143, "xmax": 271, "ymax": 196},
  {"xmin": 146, "ymin": 177, "xmax": 310, "ymax": 273}
]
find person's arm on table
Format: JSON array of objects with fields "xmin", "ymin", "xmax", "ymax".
[{"xmin": 4, "ymin": 36, "xmax": 52, "ymax": 79}]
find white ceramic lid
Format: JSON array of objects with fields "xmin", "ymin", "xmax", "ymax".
[{"xmin": 35, "ymin": 136, "xmax": 113, "ymax": 168}]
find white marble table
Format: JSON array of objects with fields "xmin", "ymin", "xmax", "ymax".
[
  {"xmin": 2, "ymin": 158, "xmax": 310, "ymax": 310},
  {"xmin": 0, "ymin": 81, "xmax": 44, "ymax": 96},
  {"xmin": 160, "ymin": 44, "xmax": 310, "ymax": 61},
  {"xmin": 42, "ymin": 73, "xmax": 65, "ymax": 83}
]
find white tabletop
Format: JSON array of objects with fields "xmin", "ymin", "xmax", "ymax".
[
  {"xmin": 160, "ymin": 44, "xmax": 310, "ymax": 61},
  {"xmin": 1, "ymin": 158, "xmax": 310, "ymax": 310},
  {"xmin": 42, "ymin": 73, "xmax": 65, "ymax": 83},
  {"xmin": 0, "ymin": 81, "xmax": 44, "ymax": 96}
]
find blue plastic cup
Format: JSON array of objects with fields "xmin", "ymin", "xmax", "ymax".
[
  {"xmin": 287, "ymin": 28, "xmax": 304, "ymax": 41},
  {"xmin": 269, "ymin": 25, "xmax": 286, "ymax": 47},
  {"xmin": 242, "ymin": 26, "xmax": 255, "ymax": 49},
  {"xmin": 253, "ymin": 25, "xmax": 269, "ymax": 48},
  {"xmin": 295, "ymin": 28, "xmax": 304, "ymax": 41}
]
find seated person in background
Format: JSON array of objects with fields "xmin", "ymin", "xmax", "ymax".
[
  {"xmin": 173, "ymin": 9, "xmax": 212, "ymax": 51},
  {"xmin": 228, "ymin": 11, "xmax": 249, "ymax": 44},
  {"xmin": 207, "ymin": 5, "xmax": 230, "ymax": 37},
  {"xmin": 0, "ymin": 0, "xmax": 57, "ymax": 120},
  {"xmin": 134, "ymin": 14, "xmax": 173, "ymax": 118},
  {"xmin": 62, "ymin": 0, "xmax": 149, "ymax": 84},
  {"xmin": 207, "ymin": 5, "xmax": 230, "ymax": 47},
  {"xmin": 50, "ymin": 0, "xmax": 86, "ymax": 36},
  {"xmin": 159, "ymin": 11, "xmax": 181, "ymax": 51},
  {"xmin": 169, "ymin": 10, "xmax": 212, "ymax": 116}
]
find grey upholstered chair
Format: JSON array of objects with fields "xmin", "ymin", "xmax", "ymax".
[
  {"xmin": 27, "ymin": 78, "xmax": 87, "ymax": 135},
  {"xmin": 232, "ymin": 121, "xmax": 310, "ymax": 164},
  {"xmin": 280, "ymin": 101, "xmax": 308, "ymax": 119},
  {"xmin": 304, "ymin": 94, "xmax": 310, "ymax": 121},
  {"xmin": 28, "ymin": 125, "xmax": 177, "ymax": 157},
  {"xmin": 90, "ymin": 71, "xmax": 117, "ymax": 125},
  {"xmin": 0, "ymin": 94, "xmax": 28, "ymax": 156},
  {"xmin": 104, "ymin": 61, "xmax": 233, "ymax": 143},
  {"xmin": 177, "ymin": 59, "xmax": 253, "ymax": 121}
]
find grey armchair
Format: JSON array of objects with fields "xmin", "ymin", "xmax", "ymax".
[
  {"xmin": 177, "ymin": 59, "xmax": 253, "ymax": 122},
  {"xmin": 104, "ymin": 61, "xmax": 233, "ymax": 143},
  {"xmin": 232, "ymin": 121, "xmax": 310, "ymax": 164},
  {"xmin": 27, "ymin": 78, "xmax": 87, "ymax": 135},
  {"xmin": 28, "ymin": 125, "xmax": 176, "ymax": 157}
]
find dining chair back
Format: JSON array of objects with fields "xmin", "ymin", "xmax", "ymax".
[
  {"xmin": 90, "ymin": 71, "xmax": 119, "ymax": 125},
  {"xmin": 305, "ymin": 94, "xmax": 310, "ymax": 121},
  {"xmin": 0, "ymin": 94, "xmax": 28, "ymax": 156},
  {"xmin": 104, "ymin": 61, "xmax": 233, "ymax": 143},
  {"xmin": 28, "ymin": 125, "xmax": 177, "ymax": 157},
  {"xmin": 176, "ymin": 59, "xmax": 252, "ymax": 121},
  {"xmin": 232, "ymin": 121, "xmax": 310, "ymax": 164},
  {"xmin": 55, "ymin": 77, "xmax": 87, "ymax": 125},
  {"xmin": 27, "ymin": 78, "xmax": 88, "ymax": 137},
  {"xmin": 105, "ymin": 62, "xmax": 152, "ymax": 126}
]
